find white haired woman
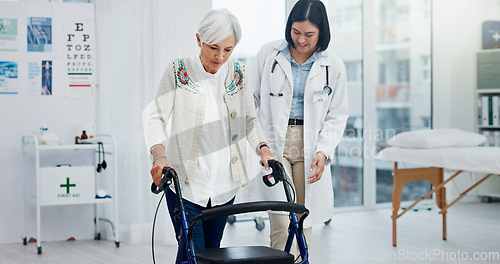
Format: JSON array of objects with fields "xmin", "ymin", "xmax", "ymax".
[{"xmin": 145, "ymin": 9, "xmax": 276, "ymax": 253}]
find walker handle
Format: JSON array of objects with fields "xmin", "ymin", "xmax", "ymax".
[
  {"xmin": 262, "ymin": 159, "xmax": 286, "ymax": 187},
  {"xmin": 263, "ymin": 160, "xmax": 294, "ymax": 203},
  {"xmin": 150, "ymin": 167, "xmax": 175, "ymax": 194}
]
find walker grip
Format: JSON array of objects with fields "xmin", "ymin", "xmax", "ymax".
[
  {"xmin": 262, "ymin": 159, "xmax": 285, "ymax": 187},
  {"xmin": 263, "ymin": 160, "xmax": 294, "ymax": 203},
  {"xmin": 262, "ymin": 174, "xmax": 278, "ymax": 187},
  {"xmin": 151, "ymin": 167, "xmax": 175, "ymax": 194}
]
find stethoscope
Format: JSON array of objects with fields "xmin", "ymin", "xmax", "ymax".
[{"xmin": 269, "ymin": 58, "xmax": 332, "ymax": 97}]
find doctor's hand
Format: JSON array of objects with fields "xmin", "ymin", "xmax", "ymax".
[
  {"xmin": 259, "ymin": 144, "xmax": 277, "ymax": 170},
  {"xmin": 150, "ymin": 157, "xmax": 173, "ymax": 187},
  {"xmin": 308, "ymin": 152, "xmax": 327, "ymax": 184}
]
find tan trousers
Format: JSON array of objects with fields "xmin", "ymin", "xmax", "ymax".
[{"xmin": 269, "ymin": 125, "xmax": 312, "ymax": 259}]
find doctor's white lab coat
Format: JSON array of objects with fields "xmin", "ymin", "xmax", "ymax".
[{"xmin": 247, "ymin": 40, "xmax": 349, "ymax": 228}]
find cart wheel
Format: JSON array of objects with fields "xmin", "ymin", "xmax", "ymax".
[
  {"xmin": 324, "ymin": 219, "xmax": 332, "ymax": 225},
  {"xmin": 95, "ymin": 233, "xmax": 101, "ymax": 240},
  {"xmin": 37, "ymin": 246, "xmax": 42, "ymax": 254},
  {"xmin": 115, "ymin": 241, "xmax": 120, "ymax": 248},
  {"xmin": 254, "ymin": 217, "xmax": 265, "ymax": 231},
  {"xmin": 22, "ymin": 236, "xmax": 27, "ymax": 245},
  {"xmin": 227, "ymin": 215, "xmax": 236, "ymax": 225}
]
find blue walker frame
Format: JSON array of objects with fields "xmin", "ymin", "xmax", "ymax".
[{"xmin": 151, "ymin": 160, "xmax": 309, "ymax": 264}]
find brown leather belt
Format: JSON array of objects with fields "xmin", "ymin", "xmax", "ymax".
[{"xmin": 288, "ymin": 118, "xmax": 304, "ymax": 125}]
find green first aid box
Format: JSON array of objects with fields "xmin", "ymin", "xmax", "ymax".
[{"xmin": 39, "ymin": 166, "xmax": 95, "ymax": 206}]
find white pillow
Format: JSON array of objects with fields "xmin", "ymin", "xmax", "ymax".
[{"xmin": 386, "ymin": 129, "xmax": 486, "ymax": 149}]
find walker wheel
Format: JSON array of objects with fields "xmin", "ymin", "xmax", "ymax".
[
  {"xmin": 37, "ymin": 246, "xmax": 42, "ymax": 254},
  {"xmin": 22, "ymin": 236, "xmax": 27, "ymax": 245},
  {"xmin": 227, "ymin": 215, "xmax": 236, "ymax": 224},
  {"xmin": 95, "ymin": 233, "xmax": 101, "ymax": 240},
  {"xmin": 324, "ymin": 219, "xmax": 332, "ymax": 225},
  {"xmin": 115, "ymin": 241, "xmax": 120, "ymax": 247},
  {"xmin": 254, "ymin": 217, "xmax": 265, "ymax": 231}
]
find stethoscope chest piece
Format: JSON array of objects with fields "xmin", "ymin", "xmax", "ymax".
[{"xmin": 323, "ymin": 85, "xmax": 332, "ymax": 96}]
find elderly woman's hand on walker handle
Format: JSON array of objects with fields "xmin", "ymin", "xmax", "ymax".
[
  {"xmin": 258, "ymin": 142, "xmax": 277, "ymax": 170},
  {"xmin": 150, "ymin": 144, "xmax": 173, "ymax": 187},
  {"xmin": 308, "ymin": 152, "xmax": 327, "ymax": 184}
]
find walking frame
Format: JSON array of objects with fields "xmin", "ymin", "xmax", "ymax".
[{"xmin": 151, "ymin": 160, "xmax": 310, "ymax": 264}]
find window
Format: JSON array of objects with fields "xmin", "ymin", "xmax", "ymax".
[
  {"xmin": 345, "ymin": 61, "xmax": 362, "ymax": 83},
  {"xmin": 374, "ymin": 0, "xmax": 432, "ymax": 204},
  {"xmin": 330, "ymin": 0, "xmax": 363, "ymax": 207},
  {"xmin": 332, "ymin": 5, "xmax": 362, "ymax": 31},
  {"xmin": 379, "ymin": 63, "xmax": 386, "ymax": 84},
  {"xmin": 421, "ymin": 55, "xmax": 430, "ymax": 82},
  {"xmin": 396, "ymin": 59, "xmax": 409, "ymax": 83}
]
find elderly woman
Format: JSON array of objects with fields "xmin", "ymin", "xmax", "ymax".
[{"xmin": 146, "ymin": 9, "xmax": 275, "ymax": 251}]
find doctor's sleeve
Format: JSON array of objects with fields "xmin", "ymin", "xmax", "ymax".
[{"xmin": 315, "ymin": 60, "xmax": 349, "ymax": 164}]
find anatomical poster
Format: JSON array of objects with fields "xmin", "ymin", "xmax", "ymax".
[{"xmin": 41, "ymin": 60, "xmax": 52, "ymax": 95}]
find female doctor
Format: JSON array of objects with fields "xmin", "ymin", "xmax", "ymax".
[{"xmin": 249, "ymin": 0, "xmax": 348, "ymax": 257}]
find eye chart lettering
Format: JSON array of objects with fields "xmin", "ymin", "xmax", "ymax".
[{"xmin": 64, "ymin": 20, "xmax": 95, "ymax": 99}]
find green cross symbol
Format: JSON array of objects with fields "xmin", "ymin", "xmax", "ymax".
[{"xmin": 60, "ymin": 178, "xmax": 76, "ymax": 194}]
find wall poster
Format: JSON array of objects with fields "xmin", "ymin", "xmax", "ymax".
[
  {"xmin": 0, "ymin": 18, "xmax": 18, "ymax": 52},
  {"xmin": 64, "ymin": 19, "xmax": 95, "ymax": 99},
  {"xmin": 27, "ymin": 17, "xmax": 52, "ymax": 52},
  {"xmin": 0, "ymin": 61, "xmax": 18, "ymax": 94},
  {"xmin": 27, "ymin": 61, "xmax": 41, "ymax": 94},
  {"xmin": 42, "ymin": 60, "xmax": 52, "ymax": 95}
]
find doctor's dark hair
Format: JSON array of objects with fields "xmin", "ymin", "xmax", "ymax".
[{"xmin": 285, "ymin": 0, "xmax": 331, "ymax": 52}]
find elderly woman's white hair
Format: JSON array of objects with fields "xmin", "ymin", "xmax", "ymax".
[{"xmin": 198, "ymin": 9, "xmax": 242, "ymax": 45}]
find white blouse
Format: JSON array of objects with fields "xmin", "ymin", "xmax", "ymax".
[{"xmin": 172, "ymin": 56, "xmax": 240, "ymax": 207}]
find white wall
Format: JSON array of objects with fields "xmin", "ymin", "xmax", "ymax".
[{"xmin": 0, "ymin": 2, "xmax": 97, "ymax": 244}]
